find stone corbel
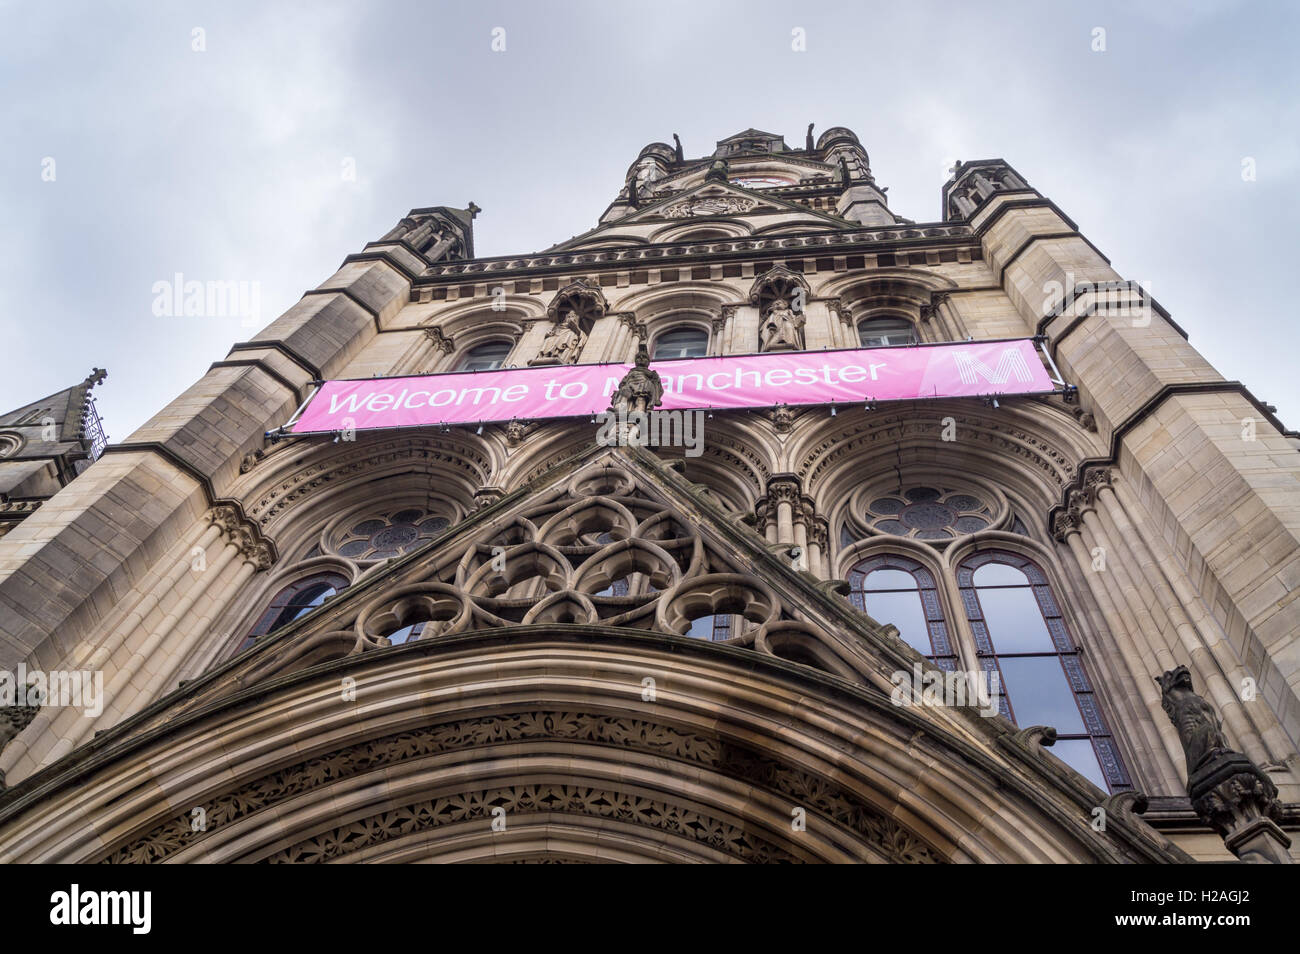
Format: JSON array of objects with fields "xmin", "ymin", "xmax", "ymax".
[
  {"xmin": 208, "ymin": 503, "xmax": 277, "ymax": 572},
  {"xmin": 422, "ymin": 326, "xmax": 455, "ymax": 354}
]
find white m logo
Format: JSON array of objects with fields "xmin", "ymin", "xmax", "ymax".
[{"xmin": 952, "ymin": 347, "xmax": 1034, "ymax": 386}]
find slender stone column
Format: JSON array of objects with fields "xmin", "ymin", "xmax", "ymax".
[{"xmin": 1057, "ymin": 517, "xmax": 1185, "ymax": 787}]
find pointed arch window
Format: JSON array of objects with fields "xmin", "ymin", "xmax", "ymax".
[
  {"xmin": 458, "ymin": 340, "xmax": 512, "ymax": 371},
  {"xmin": 857, "ymin": 318, "xmax": 917, "ymax": 348},
  {"xmin": 957, "ymin": 550, "xmax": 1130, "ymax": 791},
  {"xmin": 238, "ymin": 572, "xmax": 349, "ymax": 653},
  {"xmin": 848, "ymin": 554, "xmax": 957, "ymax": 670},
  {"xmin": 652, "ymin": 327, "xmax": 708, "ymax": 359}
]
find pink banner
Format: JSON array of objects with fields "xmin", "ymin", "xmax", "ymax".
[{"xmin": 290, "ymin": 338, "xmax": 1055, "ymax": 435}]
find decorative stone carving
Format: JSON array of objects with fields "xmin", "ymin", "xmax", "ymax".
[
  {"xmin": 546, "ymin": 279, "xmax": 608, "ymax": 326},
  {"xmin": 759, "ymin": 297, "xmax": 806, "ymax": 352},
  {"xmin": 662, "ymin": 196, "xmax": 756, "ymax": 218},
  {"xmin": 1156, "ymin": 666, "xmax": 1291, "ymax": 863},
  {"xmin": 208, "ymin": 504, "xmax": 277, "ymax": 571},
  {"xmin": 505, "ymin": 420, "xmax": 529, "ymax": 448},
  {"xmin": 609, "ymin": 346, "xmax": 664, "ymax": 416},
  {"xmin": 0, "ymin": 696, "xmax": 41, "ymax": 772},
  {"xmin": 528, "ymin": 311, "xmax": 586, "ymax": 366},
  {"xmin": 768, "ymin": 405, "xmax": 796, "ymax": 433},
  {"xmin": 422, "ymin": 326, "xmax": 455, "ymax": 354},
  {"xmin": 101, "ymin": 709, "xmax": 945, "ymax": 864},
  {"xmin": 1052, "ymin": 510, "xmax": 1082, "ymax": 542},
  {"xmin": 473, "ymin": 487, "xmax": 506, "ymax": 511}
]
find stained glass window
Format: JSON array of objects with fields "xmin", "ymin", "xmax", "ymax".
[
  {"xmin": 865, "ymin": 487, "xmax": 991, "ymax": 541},
  {"xmin": 332, "ymin": 509, "xmax": 450, "ymax": 562}
]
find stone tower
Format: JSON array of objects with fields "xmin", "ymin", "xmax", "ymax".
[{"xmin": 0, "ymin": 126, "xmax": 1296, "ymax": 863}]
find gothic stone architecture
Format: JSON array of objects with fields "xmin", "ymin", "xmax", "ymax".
[{"xmin": 0, "ymin": 126, "xmax": 1297, "ymax": 864}]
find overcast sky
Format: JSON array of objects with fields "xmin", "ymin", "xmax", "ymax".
[{"xmin": 3, "ymin": 0, "xmax": 1297, "ymax": 438}]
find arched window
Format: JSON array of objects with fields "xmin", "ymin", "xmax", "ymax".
[
  {"xmin": 957, "ymin": 550, "xmax": 1130, "ymax": 791},
  {"xmin": 848, "ymin": 554, "xmax": 957, "ymax": 670},
  {"xmin": 458, "ymin": 340, "xmax": 512, "ymax": 371},
  {"xmin": 857, "ymin": 317, "xmax": 917, "ymax": 348},
  {"xmin": 238, "ymin": 572, "xmax": 349, "ymax": 653},
  {"xmin": 652, "ymin": 327, "xmax": 708, "ymax": 359}
]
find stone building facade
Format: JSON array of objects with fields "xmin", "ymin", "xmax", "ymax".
[{"xmin": 0, "ymin": 126, "xmax": 1296, "ymax": 863}]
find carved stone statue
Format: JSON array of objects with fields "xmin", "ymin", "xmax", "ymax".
[
  {"xmin": 1155, "ymin": 665, "xmax": 1231, "ymax": 773},
  {"xmin": 1155, "ymin": 665, "xmax": 1291, "ymax": 863},
  {"xmin": 610, "ymin": 345, "xmax": 663, "ymax": 416},
  {"xmin": 529, "ymin": 311, "xmax": 586, "ymax": 366},
  {"xmin": 759, "ymin": 298, "xmax": 805, "ymax": 352}
]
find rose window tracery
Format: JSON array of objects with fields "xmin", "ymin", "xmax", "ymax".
[
  {"xmin": 865, "ymin": 487, "xmax": 991, "ymax": 541},
  {"xmin": 330, "ymin": 508, "xmax": 450, "ymax": 562}
]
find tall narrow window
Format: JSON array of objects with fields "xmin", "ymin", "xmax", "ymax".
[
  {"xmin": 652, "ymin": 327, "xmax": 708, "ymax": 359},
  {"xmin": 957, "ymin": 550, "xmax": 1130, "ymax": 791},
  {"xmin": 238, "ymin": 572, "xmax": 349, "ymax": 653},
  {"xmin": 857, "ymin": 318, "xmax": 917, "ymax": 348},
  {"xmin": 458, "ymin": 340, "xmax": 512, "ymax": 371},
  {"xmin": 848, "ymin": 554, "xmax": 957, "ymax": 670}
]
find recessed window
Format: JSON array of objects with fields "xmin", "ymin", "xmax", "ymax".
[
  {"xmin": 957, "ymin": 550, "xmax": 1131, "ymax": 791},
  {"xmin": 239, "ymin": 572, "xmax": 349, "ymax": 653},
  {"xmin": 848, "ymin": 555, "xmax": 957, "ymax": 670},
  {"xmin": 858, "ymin": 318, "xmax": 917, "ymax": 348},
  {"xmin": 459, "ymin": 340, "xmax": 512, "ymax": 371},
  {"xmin": 652, "ymin": 327, "xmax": 708, "ymax": 359}
]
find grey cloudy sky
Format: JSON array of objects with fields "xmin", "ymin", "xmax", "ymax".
[{"xmin": 2, "ymin": 0, "xmax": 1297, "ymax": 437}]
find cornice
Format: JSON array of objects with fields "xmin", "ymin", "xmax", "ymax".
[{"xmin": 411, "ymin": 223, "xmax": 978, "ymax": 288}]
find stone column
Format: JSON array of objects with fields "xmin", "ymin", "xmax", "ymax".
[{"xmin": 1055, "ymin": 511, "xmax": 1186, "ymax": 787}]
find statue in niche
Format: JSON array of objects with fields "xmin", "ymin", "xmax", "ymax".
[
  {"xmin": 1156, "ymin": 665, "xmax": 1232, "ymax": 772},
  {"xmin": 530, "ymin": 311, "xmax": 586, "ymax": 366},
  {"xmin": 759, "ymin": 297, "xmax": 805, "ymax": 352}
]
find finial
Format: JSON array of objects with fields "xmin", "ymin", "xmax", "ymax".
[
  {"xmin": 467, "ymin": 202, "xmax": 481, "ymax": 218},
  {"xmin": 805, "ymin": 123, "xmax": 815, "ymax": 151},
  {"xmin": 672, "ymin": 133, "xmax": 684, "ymax": 163}
]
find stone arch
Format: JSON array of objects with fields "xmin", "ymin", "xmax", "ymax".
[
  {"xmin": 649, "ymin": 220, "xmax": 752, "ymax": 244},
  {"xmin": 2, "ymin": 629, "xmax": 1182, "ymax": 864}
]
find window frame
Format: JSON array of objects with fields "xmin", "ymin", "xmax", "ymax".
[
  {"xmin": 651, "ymin": 326, "xmax": 710, "ymax": 360},
  {"xmin": 238, "ymin": 571, "xmax": 349, "ymax": 654},
  {"xmin": 857, "ymin": 317, "xmax": 918, "ymax": 348},
  {"xmin": 956, "ymin": 549, "xmax": 1131, "ymax": 791},
  {"xmin": 457, "ymin": 339, "xmax": 514, "ymax": 372}
]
